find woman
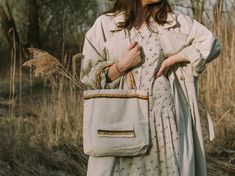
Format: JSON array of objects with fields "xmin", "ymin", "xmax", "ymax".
[{"xmin": 80, "ymin": 0, "xmax": 221, "ymax": 175}]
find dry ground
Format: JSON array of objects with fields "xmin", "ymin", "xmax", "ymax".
[{"xmin": 0, "ymin": 78, "xmax": 234, "ymax": 176}]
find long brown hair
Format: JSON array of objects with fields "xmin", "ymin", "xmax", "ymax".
[{"xmin": 104, "ymin": 0, "xmax": 173, "ymax": 30}]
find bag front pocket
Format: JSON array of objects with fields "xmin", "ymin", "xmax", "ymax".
[
  {"xmin": 97, "ymin": 124, "xmax": 135, "ymax": 138},
  {"xmin": 83, "ymin": 122, "xmax": 150, "ymax": 157}
]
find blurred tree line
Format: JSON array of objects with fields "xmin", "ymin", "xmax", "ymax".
[{"xmin": 0, "ymin": 0, "xmax": 98, "ymax": 72}]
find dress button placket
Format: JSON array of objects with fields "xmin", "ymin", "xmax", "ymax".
[
  {"xmin": 148, "ymin": 77, "xmax": 154, "ymax": 112},
  {"xmin": 130, "ymin": 28, "xmax": 142, "ymax": 89}
]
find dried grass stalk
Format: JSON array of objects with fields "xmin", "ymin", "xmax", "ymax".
[
  {"xmin": 22, "ymin": 48, "xmax": 85, "ymax": 89},
  {"xmin": 23, "ymin": 48, "xmax": 60, "ymax": 77}
]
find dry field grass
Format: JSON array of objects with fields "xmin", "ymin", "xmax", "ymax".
[{"xmin": 0, "ymin": 3, "xmax": 234, "ymax": 176}]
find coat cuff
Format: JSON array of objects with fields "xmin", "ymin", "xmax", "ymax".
[
  {"xmin": 177, "ymin": 45, "xmax": 207, "ymax": 77},
  {"xmin": 96, "ymin": 61, "xmax": 122, "ymax": 89}
]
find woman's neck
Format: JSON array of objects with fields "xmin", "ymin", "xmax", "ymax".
[{"xmin": 134, "ymin": 1, "xmax": 149, "ymax": 29}]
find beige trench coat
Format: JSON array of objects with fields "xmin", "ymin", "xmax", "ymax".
[{"xmin": 80, "ymin": 10, "xmax": 221, "ymax": 176}]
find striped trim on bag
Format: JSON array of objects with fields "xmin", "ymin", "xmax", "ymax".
[
  {"xmin": 97, "ymin": 130, "xmax": 135, "ymax": 138},
  {"xmin": 84, "ymin": 93, "xmax": 148, "ymax": 100}
]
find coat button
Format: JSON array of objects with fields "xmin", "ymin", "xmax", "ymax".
[{"xmin": 180, "ymin": 75, "xmax": 185, "ymax": 80}]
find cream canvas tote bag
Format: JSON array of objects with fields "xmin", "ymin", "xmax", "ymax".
[{"xmin": 83, "ymin": 71, "xmax": 150, "ymax": 157}]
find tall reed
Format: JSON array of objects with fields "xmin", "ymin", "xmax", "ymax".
[{"xmin": 199, "ymin": 0, "xmax": 235, "ymax": 150}]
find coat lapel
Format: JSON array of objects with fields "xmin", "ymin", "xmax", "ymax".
[{"xmin": 107, "ymin": 12, "xmax": 126, "ymax": 32}]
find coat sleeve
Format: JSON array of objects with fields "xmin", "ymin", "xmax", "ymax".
[
  {"xmin": 176, "ymin": 14, "xmax": 221, "ymax": 77},
  {"xmin": 80, "ymin": 16, "xmax": 121, "ymax": 89}
]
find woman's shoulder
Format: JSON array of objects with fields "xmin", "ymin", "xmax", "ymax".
[
  {"xmin": 87, "ymin": 14, "xmax": 112, "ymax": 30},
  {"xmin": 84, "ymin": 14, "xmax": 111, "ymax": 39},
  {"xmin": 92, "ymin": 11, "xmax": 124, "ymax": 27},
  {"xmin": 172, "ymin": 10, "xmax": 194, "ymax": 26},
  {"xmin": 169, "ymin": 10, "xmax": 196, "ymax": 34},
  {"xmin": 93, "ymin": 13, "xmax": 115, "ymax": 24},
  {"xmin": 86, "ymin": 12, "xmax": 123, "ymax": 36},
  {"xmin": 171, "ymin": 10, "xmax": 214, "ymax": 35}
]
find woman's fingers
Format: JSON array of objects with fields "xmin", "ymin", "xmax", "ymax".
[
  {"xmin": 127, "ymin": 42, "xmax": 137, "ymax": 50},
  {"xmin": 119, "ymin": 42, "xmax": 142, "ymax": 70},
  {"xmin": 155, "ymin": 61, "xmax": 170, "ymax": 78},
  {"xmin": 156, "ymin": 63, "xmax": 165, "ymax": 78}
]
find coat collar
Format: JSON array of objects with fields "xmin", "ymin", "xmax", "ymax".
[
  {"xmin": 149, "ymin": 12, "xmax": 177, "ymax": 31},
  {"xmin": 107, "ymin": 11, "xmax": 126, "ymax": 31},
  {"xmin": 108, "ymin": 11, "xmax": 178, "ymax": 32}
]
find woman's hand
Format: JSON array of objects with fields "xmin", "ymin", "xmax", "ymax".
[
  {"xmin": 155, "ymin": 54, "xmax": 189, "ymax": 78},
  {"xmin": 106, "ymin": 42, "xmax": 142, "ymax": 82},
  {"xmin": 117, "ymin": 42, "xmax": 142, "ymax": 73}
]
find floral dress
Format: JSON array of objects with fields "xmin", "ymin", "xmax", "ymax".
[{"xmin": 86, "ymin": 24, "xmax": 180, "ymax": 176}]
